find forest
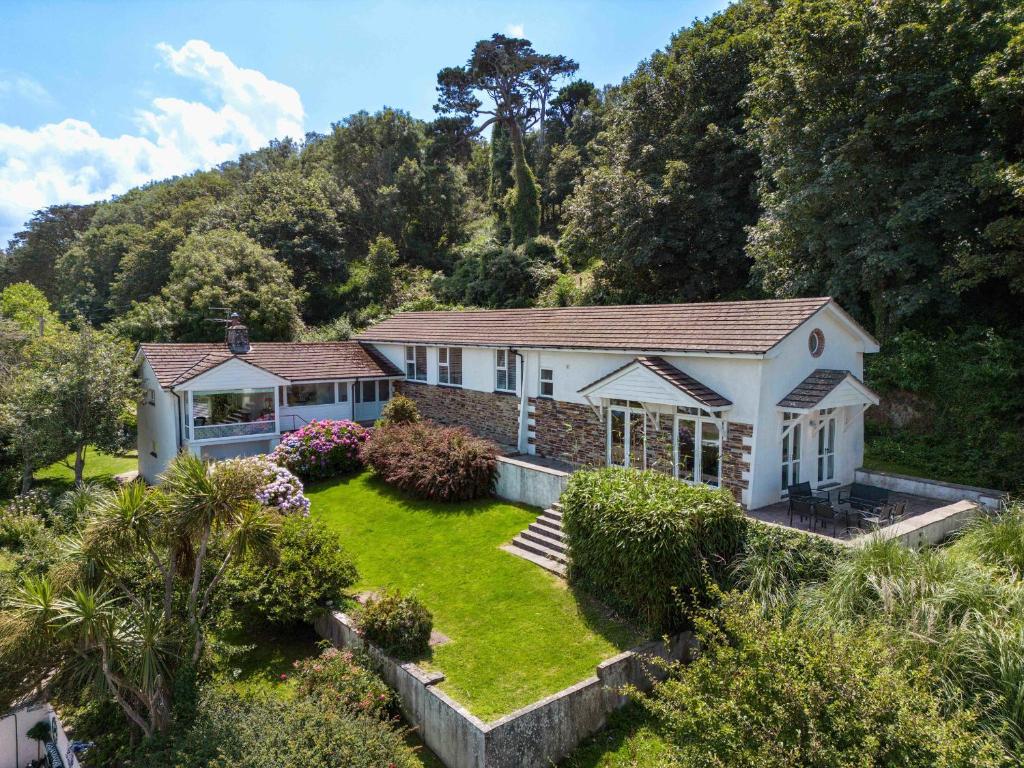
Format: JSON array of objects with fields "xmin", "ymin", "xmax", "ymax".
[{"xmin": 1, "ymin": 0, "xmax": 1022, "ymax": 490}]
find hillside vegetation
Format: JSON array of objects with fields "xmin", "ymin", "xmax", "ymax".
[{"xmin": 1, "ymin": 0, "xmax": 1022, "ymax": 488}]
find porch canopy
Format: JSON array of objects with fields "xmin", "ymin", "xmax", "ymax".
[
  {"xmin": 578, "ymin": 356, "xmax": 732, "ymax": 412},
  {"xmin": 777, "ymin": 369, "xmax": 879, "ymax": 414}
]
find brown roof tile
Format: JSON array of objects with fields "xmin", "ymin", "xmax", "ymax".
[
  {"xmin": 777, "ymin": 369, "xmax": 874, "ymax": 409},
  {"xmin": 139, "ymin": 342, "xmax": 402, "ymax": 389},
  {"xmin": 355, "ymin": 298, "xmax": 833, "ymax": 354}
]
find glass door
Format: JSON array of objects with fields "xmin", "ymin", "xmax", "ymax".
[
  {"xmin": 674, "ymin": 412, "xmax": 721, "ymax": 487},
  {"xmin": 607, "ymin": 402, "xmax": 645, "ymax": 468},
  {"xmin": 817, "ymin": 409, "xmax": 837, "ymax": 483}
]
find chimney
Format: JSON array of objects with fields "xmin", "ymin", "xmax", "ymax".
[{"xmin": 225, "ymin": 313, "xmax": 250, "ymax": 354}]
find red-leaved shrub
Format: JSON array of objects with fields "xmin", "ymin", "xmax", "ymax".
[{"xmin": 360, "ymin": 421, "xmax": 497, "ymax": 502}]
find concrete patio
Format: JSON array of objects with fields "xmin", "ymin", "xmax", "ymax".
[{"xmin": 748, "ymin": 490, "xmax": 956, "ymax": 541}]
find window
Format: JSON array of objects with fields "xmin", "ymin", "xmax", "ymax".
[
  {"xmin": 405, "ymin": 345, "xmax": 427, "ymax": 381},
  {"xmin": 539, "ymin": 368, "xmax": 554, "ymax": 398},
  {"xmin": 286, "ymin": 382, "xmax": 335, "ymax": 406},
  {"xmin": 378, "ymin": 380, "xmax": 391, "ymax": 402},
  {"xmin": 781, "ymin": 412, "xmax": 802, "ymax": 490},
  {"xmin": 608, "ymin": 400, "xmax": 646, "ymax": 469},
  {"xmin": 143, "ymin": 387, "xmax": 156, "ymax": 406},
  {"xmin": 495, "ymin": 349, "xmax": 517, "ymax": 392},
  {"xmin": 190, "ymin": 388, "xmax": 276, "ymax": 440},
  {"xmin": 817, "ymin": 408, "xmax": 837, "ymax": 482},
  {"xmin": 362, "ymin": 380, "xmax": 377, "ymax": 402},
  {"xmin": 438, "ymin": 347, "xmax": 463, "ymax": 386},
  {"xmin": 674, "ymin": 409, "xmax": 721, "ymax": 487},
  {"xmin": 338, "ymin": 382, "xmax": 349, "ymax": 402},
  {"xmin": 808, "ymin": 328, "xmax": 825, "ymax": 358}
]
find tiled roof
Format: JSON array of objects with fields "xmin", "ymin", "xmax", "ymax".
[
  {"xmin": 356, "ymin": 297, "xmax": 833, "ymax": 354},
  {"xmin": 579, "ymin": 356, "xmax": 732, "ymax": 409},
  {"xmin": 139, "ymin": 342, "xmax": 403, "ymax": 389},
  {"xmin": 777, "ymin": 369, "xmax": 873, "ymax": 409},
  {"xmin": 635, "ymin": 356, "xmax": 733, "ymax": 408}
]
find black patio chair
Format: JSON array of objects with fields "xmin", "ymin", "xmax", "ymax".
[
  {"xmin": 790, "ymin": 496, "xmax": 833, "ymax": 532},
  {"xmin": 787, "ymin": 482, "xmax": 829, "ymax": 525}
]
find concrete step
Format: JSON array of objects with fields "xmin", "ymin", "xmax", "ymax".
[
  {"xmin": 528, "ymin": 521, "xmax": 564, "ymax": 543},
  {"xmin": 551, "ymin": 502, "xmax": 563, "ymax": 511},
  {"xmin": 502, "ymin": 543, "xmax": 566, "ymax": 577},
  {"xmin": 533, "ymin": 516, "xmax": 563, "ymax": 536},
  {"xmin": 540, "ymin": 509, "xmax": 563, "ymax": 526},
  {"xmin": 511, "ymin": 534, "xmax": 568, "ymax": 564},
  {"xmin": 520, "ymin": 528, "xmax": 566, "ymax": 554}
]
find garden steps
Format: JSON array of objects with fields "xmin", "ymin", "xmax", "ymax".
[{"xmin": 506, "ymin": 505, "xmax": 568, "ymax": 577}]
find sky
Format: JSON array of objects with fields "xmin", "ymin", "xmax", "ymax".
[{"xmin": 0, "ymin": 0, "xmax": 731, "ymax": 246}]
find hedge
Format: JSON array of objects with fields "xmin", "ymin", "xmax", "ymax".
[{"xmin": 562, "ymin": 467, "xmax": 747, "ymax": 632}]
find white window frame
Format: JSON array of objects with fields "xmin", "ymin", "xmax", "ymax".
[
  {"xmin": 405, "ymin": 345, "xmax": 427, "ymax": 382},
  {"xmin": 438, "ymin": 346, "xmax": 462, "ymax": 386},
  {"xmin": 495, "ymin": 349, "xmax": 516, "ymax": 393},
  {"xmin": 285, "ymin": 381, "xmax": 337, "ymax": 407},
  {"xmin": 672, "ymin": 409, "xmax": 723, "ymax": 488},
  {"xmin": 817, "ymin": 408, "xmax": 837, "ymax": 483},
  {"xmin": 607, "ymin": 400, "xmax": 646, "ymax": 469},
  {"xmin": 781, "ymin": 412, "xmax": 802, "ymax": 490},
  {"xmin": 539, "ymin": 367, "xmax": 554, "ymax": 398}
]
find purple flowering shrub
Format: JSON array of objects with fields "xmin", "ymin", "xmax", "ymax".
[
  {"xmin": 216, "ymin": 455, "xmax": 310, "ymax": 515},
  {"xmin": 270, "ymin": 419, "xmax": 370, "ymax": 481}
]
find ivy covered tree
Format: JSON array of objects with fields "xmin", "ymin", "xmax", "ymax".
[{"xmin": 436, "ymin": 34, "xmax": 577, "ymax": 244}]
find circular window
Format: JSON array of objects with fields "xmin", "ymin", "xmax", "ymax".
[{"xmin": 808, "ymin": 328, "xmax": 825, "ymax": 358}]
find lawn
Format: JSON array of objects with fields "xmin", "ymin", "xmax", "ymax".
[
  {"xmin": 309, "ymin": 471, "xmax": 642, "ymax": 721},
  {"xmin": 33, "ymin": 448, "xmax": 138, "ymax": 493}
]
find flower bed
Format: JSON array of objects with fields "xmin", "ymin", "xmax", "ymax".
[{"xmin": 271, "ymin": 420, "xmax": 370, "ymax": 481}]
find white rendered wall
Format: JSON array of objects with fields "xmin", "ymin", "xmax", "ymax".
[
  {"xmin": 748, "ymin": 305, "xmax": 874, "ymax": 509},
  {"xmin": 137, "ymin": 359, "xmax": 180, "ymax": 483}
]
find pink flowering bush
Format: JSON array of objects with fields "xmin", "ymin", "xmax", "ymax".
[
  {"xmin": 216, "ymin": 455, "xmax": 310, "ymax": 515},
  {"xmin": 293, "ymin": 647, "xmax": 397, "ymax": 719},
  {"xmin": 271, "ymin": 419, "xmax": 370, "ymax": 481}
]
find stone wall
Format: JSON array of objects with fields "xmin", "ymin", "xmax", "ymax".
[
  {"xmin": 721, "ymin": 422, "xmax": 753, "ymax": 505},
  {"xmin": 529, "ymin": 397, "xmax": 605, "ymax": 468},
  {"xmin": 315, "ymin": 609, "xmax": 693, "ymax": 768},
  {"xmin": 398, "ymin": 381, "xmax": 520, "ymax": 448}
]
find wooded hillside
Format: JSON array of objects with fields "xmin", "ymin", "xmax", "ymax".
[{"xmin": 2, "ymin": 0, "xmax": 1022, "ymax": 489}]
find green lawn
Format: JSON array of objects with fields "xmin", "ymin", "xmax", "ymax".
[
  {"xmin": 309, "ymin": 471, "xmax": 642, "ymax": 721},
  {"xmin": 33, "ymin": 448, "xmax": 138, "ymax": 493}
]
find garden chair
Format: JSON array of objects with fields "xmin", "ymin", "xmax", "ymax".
[
  {"xmin": 787, "ymin": 482, "xmax": 829, "ymax": 525},
  {"xmin": 790, "ymin": 496, "xmax": 832, "ymax": 532},
  {"xmin": 839, "ymin": 482, "xmax": 889, "ymax": 513}
]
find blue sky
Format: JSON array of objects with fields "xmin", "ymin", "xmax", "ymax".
[{"xmin": 0, "ymin": 0, "xmax": 730, "ymax": 245}]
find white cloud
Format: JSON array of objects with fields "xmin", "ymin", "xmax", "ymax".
[
  {"xmin": 0, "ymin": 73, "xmax": 53, "ymax": 105},
  {"xmin": 0, "ymin": 40, "xmax": 304, "ymax": 245},
  {"xmin": 506, "ymin": 23, "xmax": 525, "ymax": 37}
]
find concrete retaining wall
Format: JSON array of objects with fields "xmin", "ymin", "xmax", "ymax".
[
  {"xmin": 855, "ymin": 468, "xmax": 1003, "ymax": 510},
  {"xmin": 494, "ymin": 456, "xmax": 569, "ymax": 510},
  {"xmin": 867, "ymin": 499, "xmax": 984, "ymax": 549},
  {"xmin": 315, "ymin": 611, "xmax": 689, "ymax": 768},
  {"xmin": 0, "ymin": 704, "xmax": 79, "ymax": 768}
]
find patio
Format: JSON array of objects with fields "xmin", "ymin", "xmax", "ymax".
[{"xmin": 749, "ymin": 489, "xmax": 950, "ymax": 540}]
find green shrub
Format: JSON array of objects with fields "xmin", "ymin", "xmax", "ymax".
[
  {"xmin": 230, "ymin": 515, "xmax": 357, "ymax": 624},
  {"xmin": 147, "ymin": 688, "xmax": 419, "ymax": 768},
  {"xmin": 376, "ymin": 394, "xmax": 420, "ymax": 426},
  {"xmin": 0, "ymin": 512, "xmax": 44, "ymax": 549},
  {"xmin": 732, "ymin": 521, "xmax": 843, "ymax": 611},
  {"xmin": 270, "ymin": 420, "xmax": 370, "ymax": 481},
  {"xmin": 292, "ymin": 647, "xmax": 397, "ymax": 719},
  {"xmin": 361, "ymin": 421, "xmax": 497, "ymax": 502},
  {"xmin": 357, "ymin": 589, "xmax": 433, "ymax": 659},
  {"xmin": 635, "ymin": 593, "xmax": 1005, "ymax": 767},
  {"xmin": 562, "ymin": 467, "xmax": 746, "ymax": 632}
]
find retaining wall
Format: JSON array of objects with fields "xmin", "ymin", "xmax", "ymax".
[
  {"xmin": 0, "ymin": 704, "xmax": 79, "ymax": 768},
  {"xmin": 314, "ymin": 611, "xmax": 690, "ymax": 768},
  {"xmin": 867, "ymin": 499, "xmax": 983, "ymax": 549},
  {"xmin": 494, "ymin": 456, "xmax": 569, "ymax": 509},
  {"xmin": 855, "ymin": 468, "xmax": 1003, "ymax": 509}
]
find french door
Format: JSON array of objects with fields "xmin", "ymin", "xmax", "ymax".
[
  {"xmin": 674, "ymin": 413, "xmax": 721, "ymax": 487},
  {"xmin": 817, "ymin": 409, "xmax": 837, "ymax": 483},
  {"xmin": 607, "ymin": 402, "xmax": 646, "ymax": 468}
]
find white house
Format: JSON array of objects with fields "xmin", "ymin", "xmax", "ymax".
[
  {"xmin": 137, "ymin": 298, "xmax": 879, "ymax": 510},
  {"xmin": 356, "ymin": 297, "xmax": 880, "ymax": 509},
  {"xmin": 135, "ymin": 316, "xmax": 403, "ymax": 483}
]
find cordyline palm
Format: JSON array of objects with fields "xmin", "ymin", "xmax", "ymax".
[{"xmin": 2, "ymin": 453, "xmax": 279, "ymax": 737}]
